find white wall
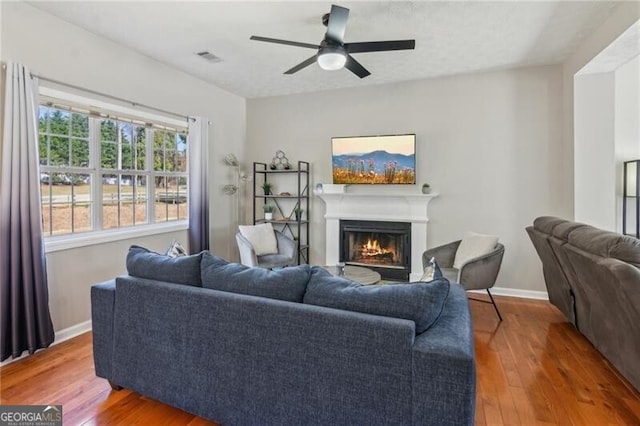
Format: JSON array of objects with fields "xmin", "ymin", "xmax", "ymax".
[
  {"xmin": 247, "ymin": 65, "xmax": 565, "ymax": 292},
  {"xmin": 615, "ymin": 56, "xmax": 640, "ymax": 232},
  {"xmin": 563, "ymin": 3, "xmax": 640, "ymax": 224},
  {"xmin": 0, "ymin": 2, "xmax": 246, "ymax": 332},
  {"xmin": 572, "ymin": 48, "xmax": 639, "ymax": 231},
  {"xmin": 574, "ymin": 72, "xmax": 616, "ymax": 229}
]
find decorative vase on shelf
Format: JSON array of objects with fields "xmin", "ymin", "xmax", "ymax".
[
  {"xmin": 421, "ymin": 184, "xmax": 431, "ymax": 194},
  {"xmin": 264, "ymin": 204, "xmax": 274, "ymax": 221}
]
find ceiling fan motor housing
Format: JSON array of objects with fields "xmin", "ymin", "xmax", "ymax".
[{"xmin": 317, "ymin": 44, "xmax": 347, "ymax": 70}]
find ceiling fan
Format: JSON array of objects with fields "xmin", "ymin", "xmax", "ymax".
[{"xmin": 250, "ymin": 4, "xmax": 415, "ymax": 78}]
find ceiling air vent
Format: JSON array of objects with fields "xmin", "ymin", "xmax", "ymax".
[{"xmin": 197, "ymin": 51, "xmax": 222, "ymax": 63}]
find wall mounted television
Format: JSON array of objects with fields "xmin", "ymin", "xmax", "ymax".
[{"xmin": 331, "ymin": 134, "xmax": 416, "ymax": 184}]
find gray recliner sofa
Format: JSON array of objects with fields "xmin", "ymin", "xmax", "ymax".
[
  {"xmin": 91, "ymin": 247, "xmax": 476, "ymax": 426},
  {"xmin": 526, "ymin": 217, "xmax": 640, "ymax": 391}
]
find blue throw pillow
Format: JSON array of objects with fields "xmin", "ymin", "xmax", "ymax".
[
  {"xmin": 200, "ymin": 252, "xmax": 311, "ymax": 303},
  {"xmin": 303, "ymin": 267, "xmax": 450, "ymax": 334},
  {"xmin": 126, "ymin": 245, "xmax": 203, "ymax": 287}
]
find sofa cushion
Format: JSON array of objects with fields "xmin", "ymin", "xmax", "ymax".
[
  {"xmin": 453, "ymin": 231, "xmax": 499, "ymax": 269},
  {"xmin": 568, "ymin": 227, "xmax": 624, "ymax": 258},
  {"xmin": 126, "ymin": 245, "xmax": 203, "ymax": 287},
  {"xmin": 568, "ymin": 227, "xmax": 640, "ymax": 267},
  {"xmin": 551, "ymin": 221, "xmax": 588, "ymax": 241},
  {"xmin": 304, "ymin": 267, "xmax": 450, "ymax": 334},
  {"xmin": 200, "ymin": 252, "xmax": 310, "ymax": 302},
  {"xmin": 533, "ymin": 216, "xmax": 567, "ymax": 234},
  {"xmin": 609, "ymin": 236, "xmax": 640, "ymax": 267},
  {"xmin": 238, "ymin": 223, "xmax": 278, "ymax": 256}
]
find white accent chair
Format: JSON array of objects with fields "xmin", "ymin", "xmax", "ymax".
[{"xmin": 236, "ymin": 230, "xmax": 297, "ymax": 268}]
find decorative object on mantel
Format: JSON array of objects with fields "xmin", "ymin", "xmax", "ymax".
[
  {"xmin": 421, "ymin": 183, "xmax": 431, "ymax": 194},
  {"xmin": 263, "ymin": 204, "xmax": 275, "ymax": 221},
  {"xmin": 315, "ymin": 183, "xmax": 324, "ymax": 194},
  {"xmin": 270, "ymin": 150, "xmax": 291, "ymax": 170},
  {"xmin": 623, "ymin": 159, "xmax": 639, "ymax": 238}
]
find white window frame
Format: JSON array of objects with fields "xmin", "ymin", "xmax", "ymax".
[{"xmin": 39, "ymin": 87, "xmax": 189, "ymax": 253}]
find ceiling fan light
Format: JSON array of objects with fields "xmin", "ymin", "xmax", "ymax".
[{"xmin": 318, "ymin": 51, "xmax": 347, "ymax": 71}]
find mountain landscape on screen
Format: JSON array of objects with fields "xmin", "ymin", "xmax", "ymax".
[{"xmin": 332, "ymin": 150, "xmax": 416, "ymax": 184}]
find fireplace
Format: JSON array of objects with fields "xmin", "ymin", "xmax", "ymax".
[
  {"xmin": 340, "ymin": 220, "xmax": 411, "ymax": 281},
  {"xmin": 317, "ymin": 191, "xmax": 437, "ymax": 281}
]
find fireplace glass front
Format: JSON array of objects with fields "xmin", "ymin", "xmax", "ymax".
[{"xmin": 340, "ymin": 220, "xmax": 411, "ymax": 281}]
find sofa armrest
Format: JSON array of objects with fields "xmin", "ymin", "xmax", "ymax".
[
  {"xmin": 91, "ymin": 279, "xmax": 116, "ymax": 380},
  {"xmin": 236, "ymin": 232, "xmax": 258, "ymax": 267},
  {"xmin": 411, "ymin": 284, "xmax": 475, "ymax": 426},
  {"xmin": 422, "ymin": 240, "xmax": 461, "ymax": 269}
]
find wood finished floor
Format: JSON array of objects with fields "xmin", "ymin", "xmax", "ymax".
[{"xmin": 1, "ymin": 295, "xmax": 639, "ymax": 425}]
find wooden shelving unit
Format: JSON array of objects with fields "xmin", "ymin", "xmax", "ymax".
[{"xmin": 252, "ymin": 161, "xmax": 310, "ymax": 264}]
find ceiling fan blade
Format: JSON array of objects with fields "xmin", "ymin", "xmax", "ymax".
[
  {"xmin": 250, "ymin": 36, "xmax": 319, "ymax": 50},
  {"xmin": 345, "ymin": 40, "xmax": 416, "ymax": 54},
  {"xmin": 284, "ymin": 55, "xmax": 318, "ymax": 74},
  {"xmin": 345, "ymin": 55, "xmax": 371, "ymax": 79},
  {"xmin": 325, "ymin": 5, "xmax": 349, "ymax": 43}
]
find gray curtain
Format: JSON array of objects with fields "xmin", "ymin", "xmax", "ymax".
[
  {"xmin": 187, "ymin": 116, "xmax": 210, "ymax": 253},
  {"xmin": 0, "ymin": 62, "xmax": 55, "ymax": 361}
]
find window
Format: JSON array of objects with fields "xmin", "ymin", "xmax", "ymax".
[{"xmin": 38, "ymin": 100, "xmax": 188, "ymax": 237}]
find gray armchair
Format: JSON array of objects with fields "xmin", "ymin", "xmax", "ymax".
[
  {"xmin": 236, "ymin": 230, "xmax": 297, "ymax": 269},
  {"xmin": 423, "ymin": 240, "xmax": 505, "ymax": 321}
]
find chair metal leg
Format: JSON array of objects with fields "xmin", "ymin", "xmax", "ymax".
[{"xmin": 486, "ymin": 289, "xmax": 503, "ymax": 321}]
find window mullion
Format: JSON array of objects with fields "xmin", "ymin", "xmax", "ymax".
[
  {"xmin": 91, "ymin": 117, "xmax": 102, "ymax": 231},
  {"xmin": 146, "ymin": 128, "xmax": 155, "ymax": 224}
]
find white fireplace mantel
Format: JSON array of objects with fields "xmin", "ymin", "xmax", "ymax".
[{"xmin": 317, "ymin": 191, "xmax": 438, "ymax": 281}]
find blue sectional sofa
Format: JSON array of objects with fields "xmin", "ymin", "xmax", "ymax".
[{"xmin": 91, "ymin": 247, "xmax": 476, "ymax": 425}]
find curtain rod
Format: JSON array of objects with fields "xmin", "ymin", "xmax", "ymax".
[
  {"xmin": 1, "ymin": 62, "xmax": 208, "ymax": 124},
  {"xmin": 30, "ymin": 72, "xmax": 190, "ymax": 122}
]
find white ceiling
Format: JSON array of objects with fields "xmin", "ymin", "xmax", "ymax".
[
  {"xmin": 579, "ymin": 19, "xmax": 640, "ymax": 74},
  {"xmin": 29, "ymin": 1, "xmax": 623, "ymax": 99}
]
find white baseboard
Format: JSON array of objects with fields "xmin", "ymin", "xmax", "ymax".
[
  {"xmin": 54, "ymin": 320, "xmax": 92, "ymax": 344},
  {"xmin": 0, "ymin": 320, "xmax": 92, "ymax": 367},
  {"xmin": 470, "ymin": 287, "xmax": 549, "ymax": 300}
]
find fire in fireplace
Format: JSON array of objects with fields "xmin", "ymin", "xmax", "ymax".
[
  {"xmin": 340, "ymin": 220, "xmax": 411, "ymax": 281},
  {"xmin": 355, "ymin": 236, "xmax": 399, "ymax": 265}
]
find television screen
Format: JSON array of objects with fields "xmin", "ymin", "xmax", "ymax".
[{"xmin": 331, "ymin": 134, "xmax": 416, "ymax": 184}]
